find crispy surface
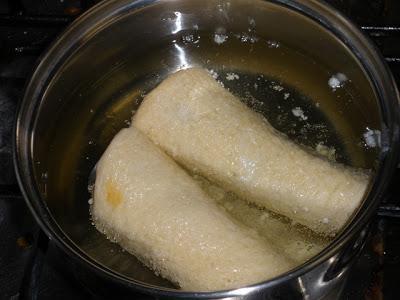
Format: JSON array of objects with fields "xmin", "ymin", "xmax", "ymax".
[
  {"xmin": 92, "ymin": 128, "xmax": 291, "ymax": 291},
  {"xmin": 133, "ymin": 68, "xmax": 369, "ymax": 235}
]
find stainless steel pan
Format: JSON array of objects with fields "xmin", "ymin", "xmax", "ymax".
[{"xmin": 14, "ymin": 0, "xmax": 400, "ymax": 299}]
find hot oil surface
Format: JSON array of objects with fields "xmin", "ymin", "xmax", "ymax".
[
  {"xmin": 43, "ymin": 30, "xmax": 375, "ymax": 287},
  {"xmin": 217, "ymin": 71, "xmax": 347, "ymax": 163},
  {"xmin": 102, "ymin": 30, "xmax": 373, "ymax": 166}
]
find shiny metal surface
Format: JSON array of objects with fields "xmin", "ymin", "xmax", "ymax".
[{"xmin": 14, "ymin": 0, "xmax": 400, "ymax": 299}]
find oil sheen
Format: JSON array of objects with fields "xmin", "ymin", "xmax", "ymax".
[{"xmin": 59, "ymin": 29, "xmax": 377, "ymax": 286}]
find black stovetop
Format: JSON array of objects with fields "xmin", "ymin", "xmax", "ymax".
[{"xmin": 0, "ymin": 0, "xmax": 400, "ymax": 299}]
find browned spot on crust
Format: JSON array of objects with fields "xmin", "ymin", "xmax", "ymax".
[{"xmin": 106, "ymin": 181, "xmax": 122, "ymax": 208}]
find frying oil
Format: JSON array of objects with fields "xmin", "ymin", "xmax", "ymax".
[
  {"xmin": 101, "ymin": 29, "xmax": 377, "ymax": 167},
  {"xmin": 82, "ymin": 29, "xmax": 378, "ymax": 282}
]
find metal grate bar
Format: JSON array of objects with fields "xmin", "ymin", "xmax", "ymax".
[
  {"xmin": 378, "ymin": 205, "xmax": 400, "ymax": 218},
  {"xmin": 0, "ymin": 14, "xmax": 73, "ymax": 26},
  {"xmin": 10, "ymin": 45, "xmax": 48, "ymax": 56},
  {"xmin": 362, "ymin": 26, "xmax": 400, "ymax": 31},
  {"xmin": 386, "ymin": 57, "xmax": 400, "ymax": 63}
]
